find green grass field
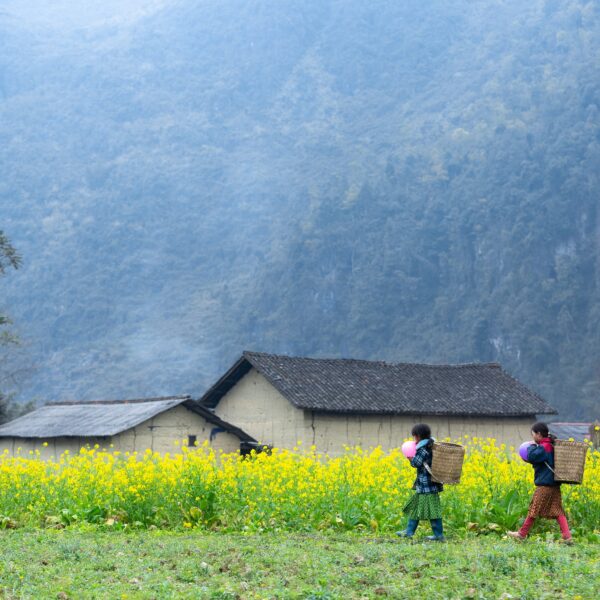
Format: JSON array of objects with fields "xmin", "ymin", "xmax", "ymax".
[{"xmin": 0, "ymin": 531, "xmax": 596, "ymax": 599}]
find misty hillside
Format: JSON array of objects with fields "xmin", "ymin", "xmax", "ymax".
[{"xmin": 1, "ymin": 0, "xmax": 599, "ymax": 419}]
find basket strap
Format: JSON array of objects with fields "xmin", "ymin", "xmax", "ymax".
[
  {"xmin": 544, "ymin": 461, "xmax": 555, "ymax": 474},
  {"xmin": 424, "ymin": 462, "xmax": 445, "ymax": 484}
]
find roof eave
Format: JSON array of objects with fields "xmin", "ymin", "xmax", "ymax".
[
  {"xmin": 183, "ymin": 400, "xmax": 257, "ymax": 443},
  {"xmin": 304, "ymin": 407, "xmax": 556, "ymax": 418},
  {"xmin": 198, "ymin": 355, "xmax": 253, "ymax": 409}
]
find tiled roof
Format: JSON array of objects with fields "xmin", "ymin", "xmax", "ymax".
[
  {"xmin": 200, "ymin": 351, "xmax": 556, "ymax": 417},
  {"xmin": 0, "ymin": 396, "xmax": 256, "ymax": 441}
]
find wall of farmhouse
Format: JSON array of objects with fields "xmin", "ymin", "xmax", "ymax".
[
  {"xmin": 0, "ymin": 405, "xmax": 242, "ymax": 458},
  {"xmin": 307, "ymin": 413, "xmax": 536, "ymax": 454},
  {"xmin": 0, "ymin": 436, "xmax": 108, "ymax": 460},
  {"xmin": 112, "ymin": 404, "xmax": 241, "ymax": 454},
  {"xmin": 214, "ymin": 368, "xmax": 305, "ymax": 448}
]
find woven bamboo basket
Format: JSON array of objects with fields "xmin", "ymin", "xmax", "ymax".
[
  {"xmin": 553, "ymin": 439, "xmax": 589, "ymax": 484},
  {"xmin": 430, "ymin": 442, "xmax": 465, "ymax": 484}
]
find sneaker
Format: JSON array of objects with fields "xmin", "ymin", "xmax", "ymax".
[
  {"xmin": 507, "ymin": 531, "xmax": 525, "ymax": 541},
  {"xmin": 395, "ymin": 530, "xmax": 413, "ymax": 538},
  {"xmin": 424, "ymin": 535, "xmax": 445, "ymax": 542}
]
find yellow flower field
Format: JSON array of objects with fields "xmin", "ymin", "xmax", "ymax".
[{"xmin": 0, "ymin": 438, "xmax": 598, "ymax": 536}]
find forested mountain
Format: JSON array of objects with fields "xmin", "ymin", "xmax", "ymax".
[{"xmin": 1, "ymin": 1, "xmax": 599, "ymax": 419}]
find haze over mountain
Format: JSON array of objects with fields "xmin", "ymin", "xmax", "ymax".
[{"xmin": 1, "ymin": 0, "xmax": 599, "ymax": 419}]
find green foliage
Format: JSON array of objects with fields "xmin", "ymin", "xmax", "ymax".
[
  {"xmin": 0, "ymin": 230, "xmax": 20, "ymax": 339},
  {"xmin": 0, "ymin": 2, "xmax": 599, "ymax": 418},
  {"xmin": 0, "ymin": 231, "xmax": 21, "ymax": 275},
  {"xmin": 0, "ymin": 229, "xmax": 27, "ymax": 422},
  {"xmin": 0, "ymin": 395, "xmax": 35, "ymax": 425},
  {"xmin": 0, "ymin": 532, "xmax": 597, "ymax": 598}
]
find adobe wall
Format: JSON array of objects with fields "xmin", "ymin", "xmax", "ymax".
[
  {"xmin": 308, "ymin": 413, "xmax": 535, "ymax": 454},
  {"xmin": 214, "ymin": 368, "xmax": 305, "ymax": 448},
  {"xmin": 111, "ymin": 404, "xmax": 241, "ymax": 454},
  {"xmin": 0, "ymin": 436, "xmax": 108, "ymax": 460}
]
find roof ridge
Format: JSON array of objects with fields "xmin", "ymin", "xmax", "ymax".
[
  {"xmin": 47, "ymin": 395, "xmax": 190, "ymax": 406},
  {"xmin": 243, "ymin": 351, "xmax": 500, "ymax": 369}
]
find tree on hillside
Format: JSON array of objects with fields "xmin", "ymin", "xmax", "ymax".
[
  {"xmin": 0, "ymin": 230, "xmax": 20, "ymax": 344},
  {"xmin": 0, "ymin": 230, "xmax": 21, "ymax": 338},
  {"xmin": 0, "ymin": 230, "xmax": 20, "ymax": 274},
  {"xmin": 0, "ymin": 231, "xmax": 32, "ymax": 424}
]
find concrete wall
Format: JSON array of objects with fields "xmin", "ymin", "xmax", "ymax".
[
  {"xmin": 0, "ymin": 405, "xmax": 242, "ymax": 458},
  {"xmin": 214, "ymin": 368, "xmax": 536, "ymax": 453}
]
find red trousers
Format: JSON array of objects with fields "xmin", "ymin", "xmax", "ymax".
[{"xmin": 519, "ymin": 515, "xmax": 571, "ymax": 539}]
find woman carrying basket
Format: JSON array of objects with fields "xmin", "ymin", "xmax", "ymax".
[
  {"xmin": 396, "ymin": 423, "xmax": 445, "ymax": 541},
  {"xmin": 508, "ymin": 422, "xmax": 573, "ymax": 544}
]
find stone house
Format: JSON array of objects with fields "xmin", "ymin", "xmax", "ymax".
[
  {"xmin": 0, "ymin": 395, "xmax": 256, "ymax": 458},
  {"xmin": 200, "ymin": 351, "xmax": 557, "ymax": 453}
]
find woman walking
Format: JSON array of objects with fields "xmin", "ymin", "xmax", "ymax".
[{"xmin": 508, "ymin": 422, "xmax": 573, "ymax": 544}]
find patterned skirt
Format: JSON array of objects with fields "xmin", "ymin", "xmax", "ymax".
[
  {"xmin": 527, "ymin": 486, "xmax": 565, "ymax": 518},
  {"xmin": 403, "ymin": 493, "xmax": 442, "ymax": 520}
]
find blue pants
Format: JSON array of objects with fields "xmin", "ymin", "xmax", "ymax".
[{"xmin": 406, "ymin": 518, "xmax": 443, "ymax": 537}]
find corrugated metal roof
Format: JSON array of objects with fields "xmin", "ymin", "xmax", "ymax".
[
  {"xmin": 550, "ymin": 423, "xmax": 592, "ymax": 442},
  {"xmin": 200, "ymin": 351, "xmax": 557, "ymax": 416},
  {"xmin": 0, "ymin": 396, "xmax": 189, "ymax": 438}
]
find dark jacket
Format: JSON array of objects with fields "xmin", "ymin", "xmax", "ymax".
[
  {"xmin": 527, "ymin": 441, "xmax": 557, "ymax": 486},
  {"xmin": 409, "ymin": 440, "xmax": 444, "ymax": 494}
]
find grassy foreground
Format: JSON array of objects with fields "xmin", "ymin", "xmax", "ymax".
[{"xmin": 0, "ymin": 531, "xmax": 596, "ymax": 599}]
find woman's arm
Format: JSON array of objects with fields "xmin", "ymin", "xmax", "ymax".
[
  {"xmin": 526, "ymin": 444, "xmax": 550, "ymax": 464},
  {"xmin": 410, "ymin": 447, "xmax": 427, "ymax": 469}
]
